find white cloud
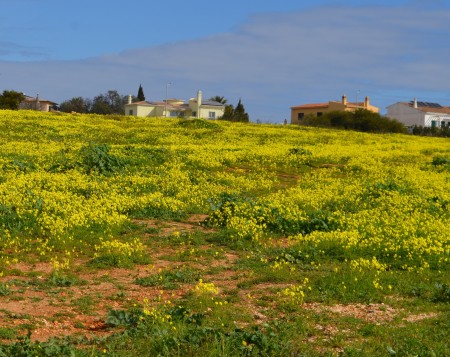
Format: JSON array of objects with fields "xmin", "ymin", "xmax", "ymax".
[{"xmin": 1, "ymin": 5, "xmax": 449, "ymax": 121}]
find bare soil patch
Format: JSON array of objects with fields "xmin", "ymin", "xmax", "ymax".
[
  {"xmin": 0, "ymin": 217, "xmax": 230, "ymax": 342},
  {"xmin": 0, "ymin": 215, "xmax": 441, "ymax": 344},
  {"xmin": 403, "ymin": 312, "xmax": 438, "ymax": 323}
]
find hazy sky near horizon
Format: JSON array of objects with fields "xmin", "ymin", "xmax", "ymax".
[{"xmin": 1, "ymin": 0, "xmax": 450, "ymax": 121}]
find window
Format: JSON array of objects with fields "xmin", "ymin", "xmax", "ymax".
[
  {"xmin": 169, "ymin": 111, "xmax": 178, "ymax": 117},
  {"xmin": 192, "ymin": 111, "xmax": 197, "ymax": 117},
  {"xmin": 128, "ymin": 109, "xmax": 133, "ymax": 116},
  {"xmin": 297, "ymin": 113, "xmax": 304, "ymax": 120},
  {"xmin": 317, "ymin": 112, "xmax": 323, "ymax": 117},
  {"xmin": 208, "ymin": 111, "xmax": 216, "ymax": 119}
]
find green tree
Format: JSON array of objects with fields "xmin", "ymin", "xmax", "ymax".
[
  {"xmin": 0, "ymin": 90, "xmax": 25, "ymax": 110},
  {"xmin": 59, "ymin": 97, "xmax": 92, "ymax": 113},
  {"xmin": 91, "ymin": 95, "xmax": 112, "ymax": 114},
  {"xmin": 233, "ymin": 99, "xmax": 249, "ymax": 122},
  {"xmin": 352, "ymin": 109, "xmax": 405, "ymax": 133},
  {"xmin": 209, "ymin": 96, "xmax": 227, "ymax": 104},
  {"xmin": 137, "ymin": 84, "xmax": 145, "ymax": 101},
  {"xmin": 219, "ymin": 98, "xmax": 249, "ymax": 122},
  {"xmin": 91, "ymin": 90, "xmax": 126, "ymax": 115},
  {"xmin": 329, "ymin": 111, "xmax": 351, "ymax": 128},
  {"xmin": 221, "ymin": 104, "xmax": 234, "ymax": 121}
]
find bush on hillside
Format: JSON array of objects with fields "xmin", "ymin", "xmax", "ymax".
[
  {"xmin": 80, "ymin": 143, "xmax": 125, "ymax": 175},
  {"xmin": 412, "ymin": 125, "xmax": 450, "ymax": 137},
  {"xmin": 300, "ymin": 109, "xmax": 407, "ymax": 134}
]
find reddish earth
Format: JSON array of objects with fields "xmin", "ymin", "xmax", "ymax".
[{"xmin": 0, "ymin": 215, "xmax": 437, "ymax": 343}]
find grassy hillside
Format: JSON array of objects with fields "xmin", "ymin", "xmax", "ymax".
[{"xmin": 0, "ymin": 110, "xmax": 449, "ymax": 356}]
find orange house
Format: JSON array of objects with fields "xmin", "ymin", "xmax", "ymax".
[{"xmin": 290, "ymin": 95, "xmax": 379, "ymax": 124}]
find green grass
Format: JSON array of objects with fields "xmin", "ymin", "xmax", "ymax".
[{"xmin": 135, "ymin": 266, "xmax": 201, "ymax": 289}]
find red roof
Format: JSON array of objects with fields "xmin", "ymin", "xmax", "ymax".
[
  {"xmin": 291, "ymin": 103, "xmax": 329, "ymax": 109},
  {"xmin": 291, "ymin": 101, "xmax": 366, "ymax": 110}
]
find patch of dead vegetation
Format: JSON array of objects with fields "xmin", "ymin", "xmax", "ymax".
[
  {"xmin": 134, "ymin": 214, "xmax": 215, "ymax": 237},
  {"xmin": 264, "ymin": 237, "xmax": 297, "ymax": 249},
  {"xmin": 304, "ymin": 302, "xmax": 398, "ymax": 324},
  {"xmin": 7, "ymin": 261, "xmax": 53, "ymax": 276},
  {"xmin": 403, "ymin": 312, "xmax": 438, "ymax": 323}
]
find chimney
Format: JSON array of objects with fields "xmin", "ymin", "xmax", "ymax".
[
  {"xmin": 35, "ymin": 93, "xmax": 40, "ymax": 111},
  {"xmin": 413, "ymin": 98, "xmax": 417, "ymax": 109},
  {"xmin": 196, "ymin": 90, "xmax": 202, "ymax": 118},
  {"xmin": 364, "ymin": 96, "xmax": 369, "ymax": 109},
  {"xmin": 127, "ymin": 94, "xmax": 132, "ymax": 104},
  {"xmin": 342, "ymin": 94, "xmax": 347, "ymax": 105}
]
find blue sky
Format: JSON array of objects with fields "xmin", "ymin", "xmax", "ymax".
[{"xmin": 1, "ymin": 0, "xmax": 450, "ymax": 122}]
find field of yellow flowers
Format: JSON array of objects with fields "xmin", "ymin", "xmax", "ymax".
[{"xmin": 0, "ymin": 110, "xmax": 448, "ymax": 356}]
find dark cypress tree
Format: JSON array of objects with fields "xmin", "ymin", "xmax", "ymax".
[
  {"xmin": 221, "ymin": 104, "xmax": 234, "ymax": 120},
  {"xmin": 137, "ymin": 84, "xmax": 145, "ymax": 101},
  {"xmin": 233, "ymin": 99, "xmax": 249, "ymax": 122},
  {"xmin": 219, "ymin": 98, "xmax": 250, "ymax": 122}
]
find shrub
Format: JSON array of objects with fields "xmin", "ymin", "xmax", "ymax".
[
  {"xmin": 412, "ymin": 125, "xmax": 450, "ymax": 137},
  {"xmin": 80, "ymin": 143, "xmax": 125, "ymax": 175},
  {"xmin": 89, "ymin": 238, "xmax": 149, "ymax": 268},
  {"xmin": 432, "ymin": 156, "xmax": 450, "ymax": 166},
  {"xmin": 431, "ymin": 283, "xmax": 450, "ymax": 303},
  {"xmin": 300, "ymin": 110, "xmax": 407, "ymax": 133},
  {"xmin": 178, "ymin": 119, "xmax": 221, "ymax": 130}
]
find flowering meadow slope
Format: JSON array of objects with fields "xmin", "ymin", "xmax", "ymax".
[
  {"xmin": 1, "ymin": 110, "xmax": 448, "ymax": 272},
  {"xmin": 0, "ymin": 110, "xmax": 448, "ymax": 355}
]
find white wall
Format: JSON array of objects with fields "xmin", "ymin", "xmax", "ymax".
[
  {"xmin": 198, "ymin": 106, "xmax": 224, "ymax": 119},
  {"xmin": 424, "ymin": 113, "xmax": 450, "ymax": 127},
  {"xmin": 386, "ymin": 103, "xmax": 425, "ymax": 127}
]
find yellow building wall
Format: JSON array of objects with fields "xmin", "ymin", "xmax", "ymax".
[
  {"xmin": 125, "ymin": 104, "xmax": 164, "ymax": 117},
  {"xmin": 363, "ymin": 103, "xmax": 379, "ymax": 113},
  {"xmin": 291, "ymin": 98, "xmax": 379, "ymax": 124},
  {"xmin": 290, "ymin": 107, "xmax": 327, "ymax": 124}
]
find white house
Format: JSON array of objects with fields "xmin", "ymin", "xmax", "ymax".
[
  {"xmin": 124, "ymin": 90, "xmax": 225, "ymax": 119},
  {"xmin": 386, "ymin": 99, "xmax": 450, "ymax": 128},
  {"xmin": 19, "ymin": 94, "xmax": 57, "ymax": 112}
]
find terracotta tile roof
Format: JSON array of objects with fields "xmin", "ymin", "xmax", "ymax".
[
  {"xmin": 130, "ymin": 101, "xmax": 149, "ymax": 105},
  {"xmin": 291, "ymin": 103, "xmax": 329, "ymax": 109},
  {"xmin": 125, "ymin": 101, "xmax": 164, "ymax": 106},
  {"xmin": 291, "ymin": 101, "xmax": 365, "ymax": 109}
]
